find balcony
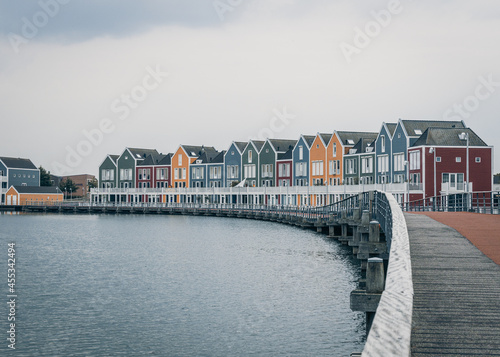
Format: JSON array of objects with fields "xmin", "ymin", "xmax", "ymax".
[
  {"xmin": 441, "ymin": 182, "xmax": 473, "ymax": 193},
  {"xmin": 409, "ymin": 183, "xmax": 423, "ymax": 191}
]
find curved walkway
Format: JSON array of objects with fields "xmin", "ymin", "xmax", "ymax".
[{"xmin": 405, "ymin": 213, "xmax": 500, "ymax": 356}]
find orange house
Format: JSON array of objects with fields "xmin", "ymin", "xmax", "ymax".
[
  {"xmin": 171, "ymin": 145, "xmax": 218, "ymax": 188},
  {"xmin": 5, "ymin": 186, "xmax": 63, "ymax": 205},
  {"xmin": 309, "ymin": 133, "xmax": 332, "ymax": 186}
]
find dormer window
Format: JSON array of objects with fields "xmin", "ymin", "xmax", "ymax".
[
  {"xmin": 414, "ymin": 129, "xmax": 422, "ymax": 135},
  {"xmin": 347, "ymin": 139, "xmax": 355, "ymax": 145}
]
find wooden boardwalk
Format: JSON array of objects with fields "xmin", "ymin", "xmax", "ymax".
[{"xmin": 405, "ymin": 213, "xmax": 500, "ymax": 356}]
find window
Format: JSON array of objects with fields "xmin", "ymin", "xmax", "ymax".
[
  {"xmin": 414, "ymin": 129, "xmax": 422, "ymax": 135},
  {"xmin": 248, "ymin": 150, "xmax": 252, "ymax": 163},
  {"xmin": 409, "ymin": 151, "xmax": 420, "ymax": 170},
  {"xmin": 381, "ymin": 135, "xmax": 386, "ymax": 153},
  {"xmin": 436, "ymin": 157, "xmax": 442, "ymax": 162},
  {"xmin": 210, "ymin": 166, "xmax": 222, "ymax": 179},
  {"xmin": 398, "ymin": 133, "xmax": 401, "ymax": 138},
  {"xmin": 299, "ymin": 146, "xmax": 303, "ymax": 160},
  {"xmin": 231, "ymin": 151, "xmax": 235, "ymax": 155},
  {"xmin": 333, "ymin": 143, "xmax": 337, "ymax": 157},
  {"xmin": 174, "ymin": 169, "xmax": 179, "ymax": 180},
  {"xmin": 316, "ymin": 144, "xmax": 319, "ymax": 148},
  {"xmin": 261, "ymin": 164, "xmax": 273, "ymax": 178},
  {"xmin": 182, "ymin": 168, "xmax": 186, "ymax": 179},
  {"xmin": 456, "ymin": 157, "xmax": 461, "ymax": 163},
  {"xmin": 295, "ymin": 162, "xmax": 306, "ymax": 177},
  {"xmin": 377, "ymin": 155, "xmax": 389, "ymax": 174},
  {"xmin": 475, "ymin": 157, "xmax": 481, "ymax": 163},
  {"xmin": 346, "ymin": 159, "xmax": 356, "ymax": 175},
  {"xmin": 244, "ymin": 164, "xmax": 256, "ymax": 178},
  {"xmin": 393, "ymin": 153, "xmax": 405, "ymax": 172},
  {"xmin": 361, "ymin": 157, "xmax": 373, "ymax": 174},
  {"xmin": 279, "ymin": 163, "xmax": 290, "ymax": 177},
  {"xmin": 312, "ymin": 161, "xmax": 323, "ymax": 176},
  {"xmin": 178, "ymin": 154, "xmax": 182, "ymax": 166}
]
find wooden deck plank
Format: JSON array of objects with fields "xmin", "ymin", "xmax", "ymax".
[{"xmin": 405, "ymin": 213, "xmax": 500, "ymax": 356}]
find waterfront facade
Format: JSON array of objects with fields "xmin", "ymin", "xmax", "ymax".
[{"xmin": 93, "ymin": 119, "xmax": 495, "ymax": 205}]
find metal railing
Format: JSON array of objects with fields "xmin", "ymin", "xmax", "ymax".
[{"xmin": 405, "ymin": 191, "xmax": 500, "ymax": 214}]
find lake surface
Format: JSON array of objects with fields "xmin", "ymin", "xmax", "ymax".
[{"xmin": 0, "ymin": 213, "xmax": 365, "ymax": 356}]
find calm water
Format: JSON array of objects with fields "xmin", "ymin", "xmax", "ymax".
[{"xmin": 0, "ymin": 213, "xmax": 365, "ymax": 356}]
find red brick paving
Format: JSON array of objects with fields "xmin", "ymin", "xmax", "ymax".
[{"xmin": 409, "ymin": 212, "xmax": 500, "ymax": 265}]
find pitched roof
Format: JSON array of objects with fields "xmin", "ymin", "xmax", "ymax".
[
  {"xmin": 335, "ymin": 131, "xmax": 378, "ymax": 147},
  {"xmin": 268, "ymin": 139, "xmax": 297, "ymax": 153},
  {"xmin": 11, "ymin": 186, "xmax": 62, "ymax": 194},
  {"xmin": 234, "ymin": 142, "xmax": 247, "ymax": 153},
  {"xmin": 210, "ymin": 151, "xmax": 226, "ymax": 164},
  {"xmin": 348, "ymin": 138, "xmax": 376, "ymax": 154},
  {"xmin": 277, "ymin": 147, "xmax": 293, "ymax": 160},
  {"xmin": 386, "ymin": 123, "xmax": 397, "ymax": 136},
  {"xmin": 181, "ymin": 145, "xmax": 218, "ymax": 158},
  {"xmin": 412, "ymin": 128, "xmax": 488, "ymax": 147},
  {"xmin": 319, "ymin": 133, "xmax": 333, "ymax": 145},
  {"xmin": 126, "ymin": 148, "xmax": 159, "ymax": 160},
  {"xmin": 109, "ymin": 155, "xmax": 119, "ymax": 164},
  {"xmin": 137, "ymin": 153, "xmax": 167, "ymax": 166},
  {"xmin": 157, "ymin": 153, "xmax": 173, "ymax": 165},
  {"xmin": 302, "ymin": 135, "xmax": 316, "ymax": 147},
  {"xmin": 193, "ymin": 149, "xmax": 222, "ymax": 164},
  {"xmin": 0, "ymin": 157, "xmax": 37, "ymax": 170},
  {"xmin": 250, "ymin": 140, "xmax": 265, "ymax": 152},
  {"xmin": 400, "ymin": 119, "xmax": 465, "ymax": 137}
]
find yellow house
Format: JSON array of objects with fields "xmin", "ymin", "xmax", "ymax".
[{"xmin": 5, "ymin": 186, "xmax": 63, "ymax": 205}]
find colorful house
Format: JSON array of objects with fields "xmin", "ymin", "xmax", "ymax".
[
  {"xmin": 117, "ymin": 148, "xmax": 159, "ymax": 189},
  {"xmin": 241, "ymin": 140, "xmax": 264, "ymax": 187},
  {"xmin": 154, "ymin": 154, "xmax": 173, "ymax": 189},
  {"xmin": 224, "ymin": 141, "xmax": 247, "ymax": 187},
  {"xmin": 5, "ymin": 186, "xmax": 63, "ymax": 205},
  {"xmin": 259, "ymin": 139, "xmax": 296, "ymax": 187},
  {"xmin": 61, "ymin": 174, "xmax": 96, "ymax": 198},
  {"xmin": 331, "ymin": 131, "xmax": 378, "ymax": 186},
  {"xmin": 99, "ymin": 154, "xmax": 119, "ymax": 188},
  {"xmin": 343, "ymin": 138, "xmax": 376, "ymax": 185},
  {"xmin": 189, "ymin": 149, "xmax": 221, "ymax": 188},
  {"xmin": 408, "ymin": 127, "xmax": 492, "ymax": 200},
  {"xmin": 276, "ymin": 147, "xmax": 293, "ymax": 187},
  {"xmin": 171, "ymin": 145, "xmax": 218, "ymax": 188},
  {"xmin": 292, "ymin": 135, "xmax": 315, "ymax": 187},
  {"xmin": 391, "ymin": 119, "xmax": 466, "ymax": 184},
  {"xmin": 136, "ymin": 154, "xmax": 165, "ymax": 189},
  {"xmin": 310, "ymin": 133, "xmax": 332, "ymax": 186},
  {"xmin": 207, "ymin": 151, "xmax": 226, "ymax": 188},
  {"xmin": 374, "ymin": 123, "xmax": 397, "ymax": 184}
]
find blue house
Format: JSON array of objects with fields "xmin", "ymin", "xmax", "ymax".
[
  {"xmin": 391, "ymin": 119, "xmax": 466, "ymax": 183},
  {"xmin": 292, "ymin": 135, "xmax": 315, "ymax": 186},
  {"xmin": 0, "ymin": 157, "xmax": 40, "ymax": 204},
  {"xmin": 224, "ymin": 141, "xmax": 247, "ymax": 187},
  {"xmin": 189, "ymin": 148, "xmax": 220, "ymax": 188},
  {"xmin": 374, "ymin": 123, "xmax": 397, "ymax": 184},
  {"xmin": 207, "ymin": 151, "xmax": 226, "ymax": 188}
]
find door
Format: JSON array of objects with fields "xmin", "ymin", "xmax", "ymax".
[
  {"xmin": 12, "ymin": 195, "xmax": 17, "ymax": 205},
  {"xmin": 7, "ymin": 195, "xmax": 11, "ymax": 205}
]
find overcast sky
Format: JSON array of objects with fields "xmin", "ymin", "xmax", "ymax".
[{"xmin": 1, "ymin": 0, "xmax": 499, "ymax": 176}]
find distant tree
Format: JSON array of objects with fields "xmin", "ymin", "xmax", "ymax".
[
  {"xmin": 88, "ymin": 178, "xmax": 98, "ymax": 191},
  {"xmin": 39, "ymin": 166, "xmax": 52, "ymax": 186},
  {"xmin": 59, "ymin": 178, "xmax": 78, "ymax": 196}
]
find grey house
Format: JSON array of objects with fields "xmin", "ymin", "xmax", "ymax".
[
  {"xmin": 0, "ymin": 156, "xmax": 40, "ymax": 204},
  {"xmin": 259, "ymin": 139, "xmax": 297, "ymax": 187},
  {"xmin": 224, "ymin": 141, "xmax": 247, "ymax": 187},
  {"xmin": 98, "ymin": 154, "xmax": 119, "ymax": 188}
]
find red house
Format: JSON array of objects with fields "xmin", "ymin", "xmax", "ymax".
[
  {"xmin": 408, "ymin": 127, "xmax": 492, "ymax": 200},
  {"xmin": 276, "ymin": 147, "xmax": 293, "ymax": 187},
  {"xmin": 153, "ymin": 153, "xmax": 173, "ymax": 189}
]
